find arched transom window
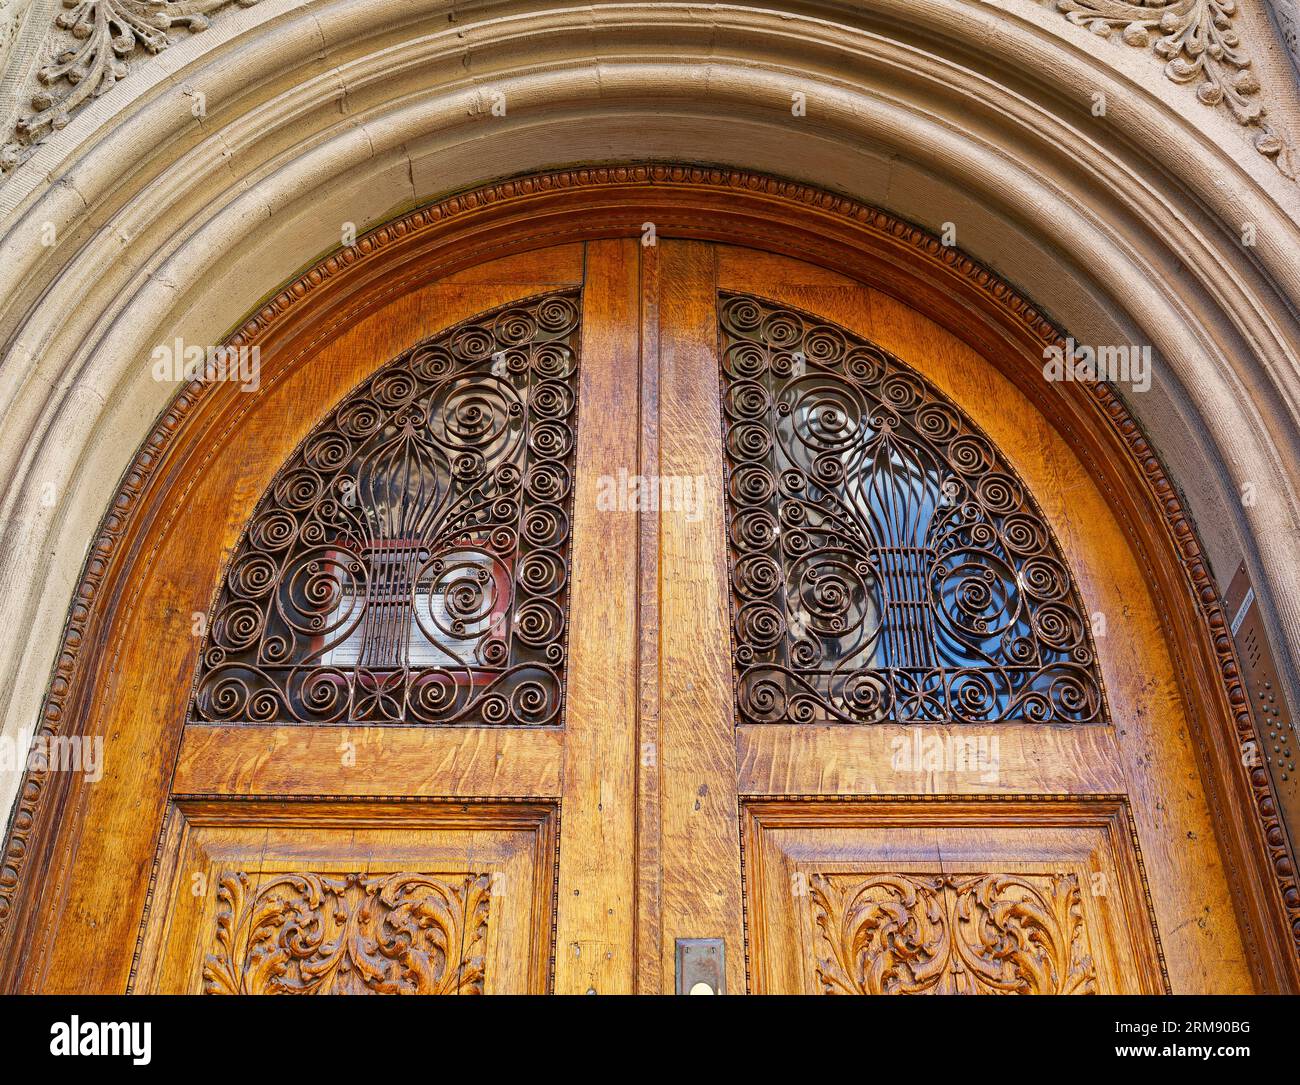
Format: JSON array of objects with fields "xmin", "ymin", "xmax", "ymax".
[
  {"xmin": 192, "ymin": 290, "xmax": 580, "ymax": 726},
  {"xmin": 719, "ymin": 292, "xmax": 1104, "ymax": 725}
]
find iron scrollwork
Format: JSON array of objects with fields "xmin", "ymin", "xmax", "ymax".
[
  {"xmin": 719, "ymin": 292, "xmax": 1104, "ymax": 724},
  {"xmin": 192, "ymin": 290, "xmax": 581, "ymax": 725}
]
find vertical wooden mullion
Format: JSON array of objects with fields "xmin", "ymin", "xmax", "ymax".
[
  {"xmin": 552, "ymin": 239, "xmax": 640, "ymax": 993},
  {"xmin": 655, "ymin": 240, "xmax": 745, "ymax": 993}
]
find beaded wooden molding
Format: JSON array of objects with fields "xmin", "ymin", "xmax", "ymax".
[{"xmin": 0, "ymin": 163, "xmax": 1293, "ymax": 986}]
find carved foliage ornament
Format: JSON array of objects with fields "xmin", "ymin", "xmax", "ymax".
[
  {"xmin": 811, "ymin": 871, "xmax": 1098, "ymax": 994},
  {"xmin": 1, "ymin": 0, "xmax": 259, "ymax": 172},
  {"xmin": 1055, "ymin": 0, "xmax": 1297, "ymax": 178},
  {"xmin": 192, "ymin": 289, "xmax": 580, "ymax": 726},
  {"xmin": 2, "ymin": 1, "xmax": 1293, "ymax": 180},
  {"xmin": 720, "ymin": 292, "xmax": 1104, "ymax": 725},
  {"xmin": 202, "ymin": 870, "xmax": 490, "ymax": 994}
]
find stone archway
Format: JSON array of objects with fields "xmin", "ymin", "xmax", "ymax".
[{"xmin": 1, "ymin": 0, "xmax": 1299, "ymax": 982}]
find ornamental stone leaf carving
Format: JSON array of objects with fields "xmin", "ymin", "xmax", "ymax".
[
  {"xmin": 1054, "ymin": 0, "xmax": 1298, "ymax": 178},
  {"xmin": 1, "ymin": 0, "xmax": 1294, "ymax": 182},
  {"xmin": 1, "ymin": 0, "xmax": 260, "ymax": 173},
  {"xmin": 810, "ymin": 871, "xmax": 1098, "ymax": 994},
  {"xmin": 201, "ymin": 870, "xmax": 491, "ymax": 995}
]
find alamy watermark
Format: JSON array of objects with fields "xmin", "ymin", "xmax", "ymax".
[
  {"xmin": 50, "ymin": 1016, "xmax": 150, "ymax": 1065},
  {"xmin": 1043, "ymin": 337, "xmax": 1151, "ymax": 393},
  {"xmin": 151, "ymin": 338, "xmax": 261, "ymax": 392},
  {"xmin": 0, "ymin": 730, "xmax": 103, "ymax": 783},
  {"xmin": 596, "ymin": 470, "xmax": 706, "ymax": 522},
  {"xmin": 890, "ymin": 727, "xmax": 1000, "ymax": 785}
]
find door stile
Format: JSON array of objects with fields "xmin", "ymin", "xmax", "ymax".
[
  {"xmin": 654, "ymin": 241, "xmax": 746, "ymax": 994},
  {"xmin": 552, "ymin": 239, "xmax": 641, "ymax": 993}
]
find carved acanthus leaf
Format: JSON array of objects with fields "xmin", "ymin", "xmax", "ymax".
[
  {"xmin": 1, "ymin": 0, "xmax": 259, "ymax": 173},
  {"xmin": 3, "ymin": 1, "xmax": 1293, "ymax": 182},
  {"xmin": 1054, "ymin": 0, "xmax": 1297, "ymax": 179},
  {"xmin": 202, "ymin": 870, "xmax": 491, "ymax": 995},
  {"xmin": 810, "ymin": 870, "xmax": 1098, "ymax": 994}
]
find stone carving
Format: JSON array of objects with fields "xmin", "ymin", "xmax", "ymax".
[
  {"xmin": 2, "ymin": 1, "xmax": 1294, "ymax": 180},
  {"xmin": 1055, "ymin": 0, "xmax": 1297, "ymax": 178},
  {"xmin": 1, "ymin": 0, "xmax": 259, "ymax": 172},
  {"xmin": 810, "ymin": 870, "xmax": 1098, "ymax": 994},
  {"xmin": 202, "ymin": 870, "xmax": 491, "ymax": 994},
  {"xmin": 1268, "ymin": 0, "xmax": 1300, "ymax": 79}
]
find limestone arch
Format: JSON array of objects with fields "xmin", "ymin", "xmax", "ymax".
[{"xmin": 1, "ymin": 0, "xmax": 1298, "ymax": 982}]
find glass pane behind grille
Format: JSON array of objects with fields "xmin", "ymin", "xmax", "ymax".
[
  {"xmin": 191, "ymin": 290, "xmax": 581, "ymax": 725},
  {"xmin": 718, "ymin": 292, "xmax": 1104, "ymax": 725}
]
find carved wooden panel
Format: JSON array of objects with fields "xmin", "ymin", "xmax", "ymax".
[
  {"xmin": 742, "ymin": 798, "xmax": 1167, "ymax": 994},
  {"xmin": 810, "ymin": 871, "xmax": 1096, "ymax": 994},
  {"xmin": 718, "ymin": 292, "xmax": 1104, "ymax": 725},
  {"xmin": 132, "ymin": 800, "xmax": 557, "ymax": 994},
  {"xmin": 202, "ymin": 870, "xmax": 491, "ymax": 995}
]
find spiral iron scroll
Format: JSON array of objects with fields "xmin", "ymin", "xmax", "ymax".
[
  {"xmin": 719, "ymin": 292, "xmax": 1104, "ymax": 724},
  {"xmin": 191, "ymin": 290, "xmax": 580, "ymax": 725}
]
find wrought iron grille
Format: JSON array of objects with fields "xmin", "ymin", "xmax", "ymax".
[
  {"xmin": 191, "ymin": 290, "xmax": 580, "ymax": 725},
  {"xmin": 719, "ymin": 292, "xmax": 1104, "ymax": 724}
]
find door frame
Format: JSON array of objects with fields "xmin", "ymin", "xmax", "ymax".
[{"xmin": 1, "ymin": 164, "xmax": 1294, "ymax": 991}]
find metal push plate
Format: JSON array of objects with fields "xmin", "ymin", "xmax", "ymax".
[{"xmin": 675, "ymin": 938, "xmax": 725, "ymax": 995}]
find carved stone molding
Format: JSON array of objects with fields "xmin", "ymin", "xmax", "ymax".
[
  {"xmin": 1266, "ymin": 0, "xmax": 1300, "ymax": 81},
  {"xmin": 0, "ymin": 1, "xmax": 39, "ymax": 75},
  {"xmin": 3, "ymin": 1, "xmax": 1296, "ymax": 181},
  {"xmin": 1053, "ymin": 0, "xmax": 1298, "ymax": 178},
  {"xmin": 1, "ymin": 0, "xmax": 258, "ymax": 173},
  {"xmin": 0, "ymin": 165, "xmax": 1293, "ymax": 986}
]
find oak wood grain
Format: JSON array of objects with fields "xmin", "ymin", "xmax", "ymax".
[
  {"xmin": 4, "ymin": 176, "xmax": 1286, "ymax": 994},
  {"xmin": 737, "ymin": 724, "xmax": 1127, "ymax": 796},
  {"xmin": 654, "ymin": 240, "xmax": 746, "ymax": 994},
  {"xmin": 4, "ymin": 246, "xmax": 585, "ymax": 993},
  {"xmin": 635, "ymin": 241, "xmax": 665, "ymax": 993},
  {"xmin": 172, "ymin": 725, "xmax": 564, "ymax": 798},
  {"xmin": 717, "ymin": 246, "xmax": 1252, "ymax": 993},
  {"xmin": 551, "ymin": 239, "xmax": 640, "ymax": 994}
]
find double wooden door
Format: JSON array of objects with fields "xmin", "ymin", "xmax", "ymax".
[{"xmin": 24, "ymin": 237, "xmax": 1251, "ymax": 993}]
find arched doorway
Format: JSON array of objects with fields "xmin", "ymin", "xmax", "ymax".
[{"xmin": 0, "ymin": 170, "xmax": 1288, "ymax": 993}]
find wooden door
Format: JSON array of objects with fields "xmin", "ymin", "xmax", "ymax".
[
  {"xmin": 9, "ymin": 228, "xmax": 1257, "ymax": 994},
  {"xmin": 79, "ymin": 241, "xmax": 644, "ymax": 995},
  {"xmin": 641, "ymin": 242, "xmax": 1250, "ymax": 995}
]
